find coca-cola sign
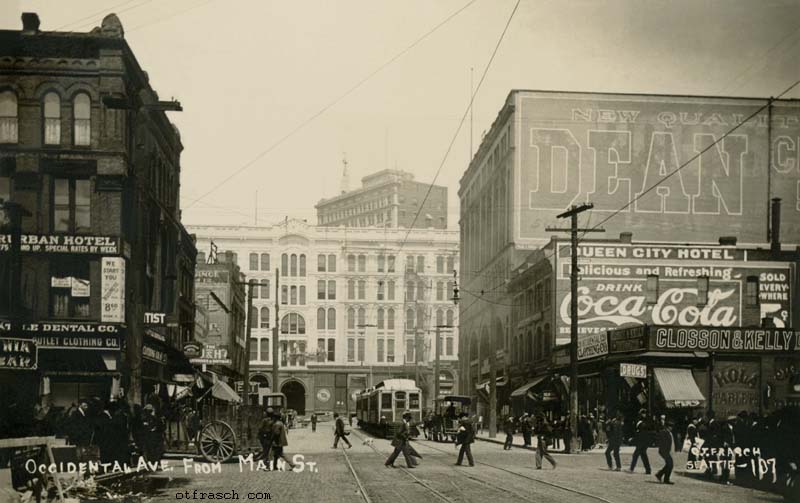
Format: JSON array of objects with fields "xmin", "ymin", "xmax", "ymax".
[{"xmin": 559, "ymin": 282, "xmax": 738, "ymax": 337}]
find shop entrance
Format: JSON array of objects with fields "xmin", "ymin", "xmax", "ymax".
[{"xmin": 281, "ymin": 380, "xmax": 306, "ymax": 415}]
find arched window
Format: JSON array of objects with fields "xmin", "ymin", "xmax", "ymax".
[
  {"xmin": 347, "ymin": 308, "xmax": 355, "ymax": 329},
  {"xmin": 43, "ymin": 92, "xmax": 61, "ymax": 145},
  {"xmin": 290, "ymin": 254, "xmax": 297, "ymax": 276},
  {"xmin": 446, "ymin": 309, "xmax": 454, "ymax": 326},
  {"xmin": 249, "ymin": 305, "xmax": 258, "ymax": 329},
  {"xmin": 280, "ymin": 313, "xmax": 306, "ymax": 335},
  {"xmin": 260, "ymin": 307, "xmax": 270, "ymax": 329},
  {"xmin": 260, "ymin": 253, "xmax": 270, "ymax": 271},
  {"xmin": 387, "ymin": 308, "xmax": 395, "ymax": 330},
  {"xmin": 0, "ymin": 91, "xmax": 18, "ymax": 143},
  {"xmin": 377, "ymin": 308, "xmax": 385, "ymax": 329},
  {"xmin": 317, "ymin": 307, "xmax": 326, "ymax": 330},
  {"xmin": 317, "ymin": 254, "xmax": 326, "ymax": 272},
  {"xmin": 417, "ymin": 309, "xmax": 424, "ymax": 330},
  {"xmin": 249, "ymin": 253, "xmax": 259, "ymax": 270},
  {"xmin": 281, "ymin": 253, "xmax": 288, "ymax": 276},
  {"xmin": 290, "ymin": 285, "xmax": 297, "ymax": 304},
  {"xmin": 73, "ymin": 93, "xmax": 91, "ymax": 146},
  {"xmin": 406, "ymin": 309, "xmax": 415, "ymax": 330},
  {"xmin": 327, "ymin": 308, "xmax": 336, "ymax": 330},
  {"xmin": 357, "ymin": 307, "xmax": 366, "ymax": 327},
  {"xmin": 357, "ymin": 280, "xmax": 365, "ymax": 299},
  {"xmin": 347, "ymin": 280, "xmax": 355, "ymax": 300},
  {"xmin": 299, "ymin": 254, "xmax": 306, "ymax": 276}
]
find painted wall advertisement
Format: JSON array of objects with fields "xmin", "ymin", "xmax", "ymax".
[
  {"xmin": 555, "ymin": 244, "xmax": 792, "ymax": 341},
  {"xmin": 195, "ymin": 269, "xmax": 230, "ymax": 345},
  {"xmin": 515, "ymin": 92, "xmax": 800, "ymax": 244},
  {"xmin": 101, "ymin": 257, "xmax": 126, "ymax": 323},
  {"xmin": 711, "ymin": 360, "xmax": 760, "ymax": 419}
]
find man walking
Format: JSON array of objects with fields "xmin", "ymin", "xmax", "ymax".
[
  {"xmin": 655, "ymin": 420, "xmax": 674, "ymax": 484},
  {"xmin": 534, "ymin": 414, "xmax": 557, "ymax": 469},
  {"xmin": 454, "ymin": 414, "xmax": 475, "ymax": 467},
  {"xmin": 503, "ymin": 416, "xmax": 515, "ymax": 450},
  {"xmin": 385, "ymin": 412, "xmax": 415, "ymax": 468},
  {"xmin": 521, "ymin": 413, "xmax": 532, "ymax": 447},
  {"xmin": 258, "ymin": 408, "xmax": 275, "ymax": 465},
  {"xmin": 629, "ymin": 409, "xmax": 652, "ymax": 474},
  {"xmin": 270, "ymin": 410, "xmax": 295, "ymax": 471},
  {"xmin": 605, "ymin": 411, "xmax": 624, "ymax": 471},
  {"xmin": 332, "ymin": 412, "xmax": 352, "ymax": 449},
  {"xmin": 310, "ymin": 412, "xmax": 317, "ymax": 432}
]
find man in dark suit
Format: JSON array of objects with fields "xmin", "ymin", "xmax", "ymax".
[
  {"xmin": 454, "ymin": 414, "xmax": 475, "ymax": 466},
  {"xmin": 310, "ymin": 412, "xmax": 317, "ymax": 432},
  {"xmin": 332, "ymin": 412, "xmax": 352, "ymax": 448},
  {"xmin": 69, "ymin": 400, "xmax": 93, "ymax": 447},
  {"xmin": 270, "ymin": 410, "xmax": 296, "ymax": 471},
  {"xmin": 534, "ymin": 414, "xmax": 557, "ymax": 469},
  {"xmin": 605, "ymin": 411, "xmax": 624, "ymax": 471},
  {"xmin": 258, "ymin": 408, "xmax": 275, "ymax": 465},
  {"xmin": 655, "ymin": 419, "xmax": 675, "ymax": 484},
  {"xmin": 629, "ymin": 409, "xmax": 652, "ymax": 474},
  {"xmin": 385, "ymin": 412, "xmax": 415, "ymax": 468}
]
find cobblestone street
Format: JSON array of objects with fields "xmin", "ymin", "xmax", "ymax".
[{"xmin": 144, "ymin": 425, "xmax": 784, "ymax": 503}]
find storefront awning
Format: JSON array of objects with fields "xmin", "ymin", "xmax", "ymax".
[
  {"xmin": 211, "ymin": 379, "xmax": 242, "ymax": 403},
  {"xmin": 510, "ymin": 376, "xmax": 548, "ymax": 397},
  {"xmin": 653, "ymin": 368, "xmax": 706, "ymax": 408}
]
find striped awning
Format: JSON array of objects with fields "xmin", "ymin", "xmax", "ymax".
[{"xmin": 653, "ymin": 368, "xmax": 705, "ymax": 408}]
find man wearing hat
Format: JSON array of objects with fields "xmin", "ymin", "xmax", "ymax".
[
  {"xmin": 385, "ymin": 411, "xmax": 415, "ymax": 468},
  {"xmin": 258, "ymin": 408, "xmax": 275, "ymax": 465},
  {"xmin": 520, "ymin": 413, "xmax": 532, "ymax": 447},
  {"xmin": 455, "ymin": 413, "xmax": 475, "ymax": 466}
]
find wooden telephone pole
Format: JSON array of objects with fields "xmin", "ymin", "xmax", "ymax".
[{"xmin": 546, "ymin": 203, "xmax": 603, "ymax": 453}]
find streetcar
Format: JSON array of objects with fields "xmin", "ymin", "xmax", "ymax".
[
  {"xmin": 355, "ymin": 379, "xmax": 422, "ymax": 438},
  {"xmin": 436, "ymin": 395, "xmax": 471, "ymax": 441}
]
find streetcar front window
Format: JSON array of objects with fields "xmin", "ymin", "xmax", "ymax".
[
  {"xmin": 395, "ymin": 391, "xmax": 406, "ymax": 411},
  {"xmin": 409, "ymin": 392, "xmax": 420, "ymax": 409},
  {"xmin": 381, "ymin": 392, "xmax": 392, "ymax": 409}
]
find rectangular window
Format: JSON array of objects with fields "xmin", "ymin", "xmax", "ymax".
[
  {"xmin": 249, "ymin": 253, "xmax": 259, "ymax": 270},
  {"xmin": 290, "ymin": 285, "xmax": 297, "ymax": 304},
  {"xmin": 406, "ymin": 339, "xmax": 415, "ymax": 363},
  {"xmin": 347, "ymin": 280, "xmax": 355, "ymax": 300},
  {"xmin": 746, "ymin": 276, "xmax": 759, "ymax": 306},
  {"xmin": 357, "ymin": 338, "xmax": 365, "ymax": 362},
  {"xmin": 260, "ymin": 337, "xmax": 269, "ymax": 361},
  {"xmin": 646, "ymin": 275, "xmax": 659, "ymax": 304},
  {"xmin": 436, "ymin": 256, "xmax": 444, "ymax": 273},
  {"xmin": 377, "ymin": 281, "xmax": 384, "ymax": 301},
  {"xmin": 446, "ymin": 256, "xmax": 454, "ymax": 274},
  {"xmin": 387, "ymin": 255, "xmax": 395, "ymax": 273},
  {"xmin": 697, "ymin": 276, "xmax": 709, "ymax": 306},
  {"xmin": 381, "ymin": 393, "xmax": 392, "ymax": 409},
  {"xmin": 358, "ymin": 280, "xmax": 365, "ymax": 300},
  {"xmin": 250, "ymin": 338, "xmax": 258, "ymax": 361},
  {"xmin": 395, "ymin": 391, "xmax": 406, "ymax": 411},
  {"xmin": 327, "ymin": 338, "xmax": 335, "ymax": 362},
  {"xmin": 347, "ymin": 255, "xmax": 355, "ymax": 272},
  {"xmin": 416, "ymin": 256, "xmax": 424, "ymax": 273},
  {"xmin": 328, "ymin": 254, "xmax": 336, "ymax": 272},
  {"xmin": 318, "ymin": 280, "xmax": 326, "ymax": 300},
  {"xmin": 250, "ymin": 281, "xmax": 259, "ymax": 299},
  {"xmin": 347, "ymin": 338, "xmax": 355, "ymax": 362},
  {"xmin": 446, "ymin": 336, "xmax": 453, "ymax": 356},
  {"xmin": 50, "ymin": 259, "xmax": 91, "ymax": 319},
  {"xmin": 281, "ymin": 285, "xmax": 288, "ymax": 305},
  {"xmin": 377, "ymin": 339, "xmax": 384, "ymax": 362},
  {"xmin": 261, "ymin": 279, "xmax": 270, "ymax": 299},
  {"xmin": 261, "ymin": 253, "xmax": 270, "ymax": 271},
  {"xmin": 387, "ymin": 281, "xmax": 395, "ymax": 301},
  {"xmin": 317, "ymin": 338, "xmax": 326, "ymax": 363},
  {"xmin": 327, "ymin": 280, "xmax": 336, "ymax": 300},
  {"xmin": 378, "ymin": 255, "xmax": 385, "ymax": 272},
  {"xmin": 358, "ymin": 255, "xmax": 366, "ymax": 272},
  {"xmin": 299, "ymin": 285, "xmax": 306, "ymax": 305},
  {"xmin": 387, "ymin": 339, "xmax": 395, "ymax": 363},
  {"xmin": 280, "ymin": 341, "xmax": 288, "ymax": 367},
  {"xmin": 53, "ymin": 178, "xmax": 91, "ymax": 234},
  {"xmin": 318, "ymin": 254, "xmax": 326, "ymax": 272}
]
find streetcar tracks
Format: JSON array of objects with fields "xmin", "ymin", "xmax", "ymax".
[
  {"xmin": 418, "ymin": 439, "xmax": 615, "ymax": 503},
  {"xmin": 340, "ymin": 441, "xmax": 373, "ymax": 503}
]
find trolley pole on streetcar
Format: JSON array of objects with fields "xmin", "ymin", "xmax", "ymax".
[
  {"xmin": 273, "ymin": 269, "xmax": 280, "ymax": 395},
  {"xmin": 546, "ymin": 203, "xmax": 603, "ymax": 454}
]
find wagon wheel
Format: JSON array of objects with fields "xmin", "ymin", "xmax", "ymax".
[{"xmin": 198, "ymin": 420, "xmax": 236, "ymax": 463}]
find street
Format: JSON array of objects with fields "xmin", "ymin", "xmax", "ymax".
[{"xmin": 145, "ymin": 424, "xmax": 783, "ymax": 503}]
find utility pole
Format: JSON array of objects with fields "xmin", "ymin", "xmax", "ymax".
[
  {"xmin": 273, "ymin": 268, "xmax": 280, "ymax": 394},
  {"xmin": 241, "ymin": 279, "xmax": 255, "ymax": 404},
  {"xmin": 546, "ymin": 203, "xmax": 604, "ymax": 453}
]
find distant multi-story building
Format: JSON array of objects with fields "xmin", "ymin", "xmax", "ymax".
[
  {"xmin": 188, "ymin": 219, "xmax": 459, "ymax": 415},
  {"xmin": 0, "ymin": 13, "xmax": 196, "ymax": 433},
  {"xmin": 316, "ymin": 169, "xmax": 448, "ymax": 229}
]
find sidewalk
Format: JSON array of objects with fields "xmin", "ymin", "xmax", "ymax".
[{"xmin": 472, "ymin": 430, "xmax": 635, "ymax": 454}]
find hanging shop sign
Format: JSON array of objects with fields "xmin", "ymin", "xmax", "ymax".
[
  {"xmin": 145, "ymin": 312, "xmax": 167, "ymax": 325},
  {"xmin": 189, "ymin": 344, "xmax": 231, "ymax": 365},
  {"xmin": 652, "ymin": 326, "xmax": 800, "ymax": 353},
  {"xmin": 143, "ymin": 344, "xmax": 167, "ymax": 364},
  {"xmin": 0, "ymin": 337, "xmax": 37, "ymax": 370},
  {"xmin": 577, "ymin": 333, "xmax": 609, "ymax": 360},
  {"xmin": 620, "ymin": 363, "xmax": 647, "ymax": 379},
  {"xmin": 101, "ymin": 257, "xmax": 126, "ymax": 323},
  {"xmin": 609, "ymin": 326, "xmax": 648, "ymax": 353},
  {"xmin": 0, "ymin": 234, "xmax": 121, "ymax": 254},
  {"xmin": 71, "ymin": 278, "xmax": 90, "ymax": 297},
  {"xmin": 183, "ymin": 340, "xmax": 204, "ymax": 359}
]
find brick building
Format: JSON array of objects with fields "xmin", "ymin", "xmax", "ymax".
[
  {"xmin": 316, "ymin": 169, "xmax": 448, "ymax": 229},
  {"xmin": 0, "ymin": 13, "xmax": 196, "ymax": 434}
]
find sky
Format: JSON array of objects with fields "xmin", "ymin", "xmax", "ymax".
[{"xmin": 3, "ymin": 0, "xmax": 800, "ymax": 229}]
